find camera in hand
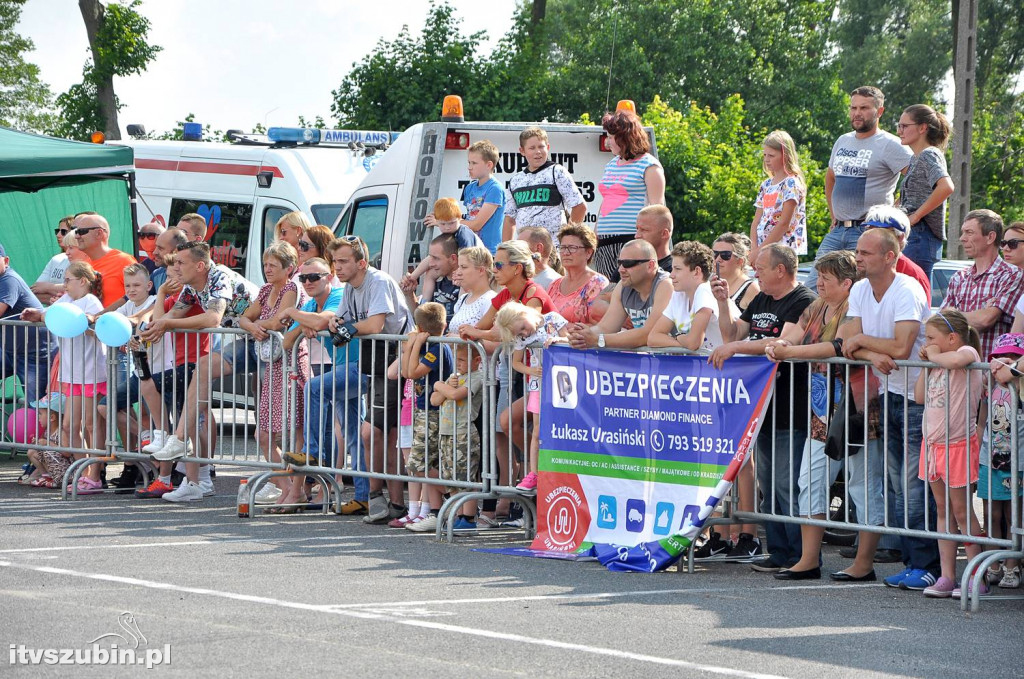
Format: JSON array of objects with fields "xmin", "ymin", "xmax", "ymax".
[{"xmin": 330, "ymin": 319, "xmax": 357, "ymax": 347}]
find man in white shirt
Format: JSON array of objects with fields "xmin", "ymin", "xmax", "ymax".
[{"xmin": 838, "ymin": 227, "xmax": 939, "ymax": 589}]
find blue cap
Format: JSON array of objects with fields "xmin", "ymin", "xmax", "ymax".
[
  {"xmin": 0, "ymin": 243, "xmax": 7, "ymax": 257},
  {"xmin": 863, "ymin": 216, "xmax": 908, "ymax": 235}
]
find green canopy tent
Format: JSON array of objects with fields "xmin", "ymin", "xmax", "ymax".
[{"xmin": 0, "ymin": 127, "xmax": 137, "ymax": 282}]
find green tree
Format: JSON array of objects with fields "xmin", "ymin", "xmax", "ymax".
[
  {"xmin": 0, "ymin": 0, "xmax": 55, "ymax": 132},
  {"xmin": 331, "ymin": 1, "xmax": 496, "ymax": 129},
  {"xmin": 536, "ymin": 0, "xmax": 846, "ymax": 161},
  {"xmin": 833, "ymin": 0, "xmax": 951, "ymax": 112},
  {"xmin": 52, "ymin": 0, "xmax": 160, "ymax": 140}
]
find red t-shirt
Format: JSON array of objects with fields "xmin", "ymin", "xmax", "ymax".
[
  {"xmin": 897, "ymin": 254, "xmax": 932, "ymax": 301},
  {"xmin": 491, "ymin": 281, "xmax": 556, "ymax": 314},
  {"xmin": 164, "ymin": 293, "xmax": 210, "ymax": 365},
  {"xmin": 90, "ymin": 249, "xmax": 138, "ymax": 307}
]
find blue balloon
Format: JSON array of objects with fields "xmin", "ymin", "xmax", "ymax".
[
  {"xmin": 95, "ymin": 312, "xmax": 133, "ymax": 347},
  {"xmin": 44, "ymin": 302, "xmax": 88, "ymax": 339}
]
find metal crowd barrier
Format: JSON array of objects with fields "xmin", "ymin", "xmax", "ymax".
[
  {"xmin": 712, "ymin": 356, "xmax": 1021, "ymax": 613},
  {"xmin": 279, "ymin": 332, "xmax": 492, "ymax": 536},
  {"xmin": 4, "ymin": 316, "xmax": 1022, "ymax": 613}
]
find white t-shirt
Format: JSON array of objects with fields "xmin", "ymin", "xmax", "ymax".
[
  {"xmin": 847, "ymin": 273, "xmax": 930, "ymax": 397},
  {"xmin": 448, "ymin": 290, "xmax": 497, "ymax": 336},
  {"xmin": 52, "ymin": 293, "xmax": 107, "ymax": 386},
  {"xmin": 662, "ymin": 283, "xmax": 734, "ymax": 351},
  {"xmin": 36, "ymin": 253, "xmax": 69, "ymax": 285},
  {"xmin": 120, "ymin": 296, "xmax": 175, "ymax": 374},
  {"xmin": 533, "ymin": 267, "xmax": 562, "ymax": 291}
]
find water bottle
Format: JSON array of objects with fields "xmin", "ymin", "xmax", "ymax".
[{"xmin": 236, "ymin": 478, "xmax": 250, "ymax": 518}]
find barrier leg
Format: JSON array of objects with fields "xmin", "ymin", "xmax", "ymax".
[{"xmin": 962, "ymin": 549, "xmax": 1024, "ymax": 612}]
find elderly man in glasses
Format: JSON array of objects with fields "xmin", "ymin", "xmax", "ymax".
[{"xmin": 566, "ymin": 238, "xmax": 672, "ymax": 350}]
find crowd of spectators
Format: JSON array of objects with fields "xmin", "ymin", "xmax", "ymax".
[{"xmin": 4, "ymin": 85, "xmax": 1024, "ymax": 593}]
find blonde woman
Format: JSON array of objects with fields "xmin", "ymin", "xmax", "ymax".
[
  {"xmin": 274, "ymin": 211, "xmax": 312, "ymax": 250},
  {"xmin": 749, "ymin": 130, "xmax": 807, "ymax": 263}
]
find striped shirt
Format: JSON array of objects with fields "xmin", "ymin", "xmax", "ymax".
[
  {"xmin": 941, "ymin": 257, "xmax": 1024, "ymax": 358},
  {"xmin": 596, "ymin": 153, "xmax": 661, "ymax": 237}
]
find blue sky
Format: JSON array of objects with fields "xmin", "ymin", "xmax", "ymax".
[{"xmin": 18, "ymin": 0, "xmax": 518, "ymax": 135}]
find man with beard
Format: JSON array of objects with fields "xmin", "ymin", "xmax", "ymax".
[{"xmin": 805, "ymin": 86, "xmax": 912, "ymax": 290}]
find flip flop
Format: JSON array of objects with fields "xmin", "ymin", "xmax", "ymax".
[{"xmin": 29, "ymin": 476, "xmax": 54, "ymax": 488}]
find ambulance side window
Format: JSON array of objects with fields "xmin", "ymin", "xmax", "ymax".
[
  {"xmin": 169, "ymin": 199, "xmax": 252, "ymax": 275},
  {"xmin": 348, "ymin": 197, "xmax": 387, "ymax": 270},
  {"xmin": 262, "ymin": 206, "xmax": 293, "ymax": 250}
]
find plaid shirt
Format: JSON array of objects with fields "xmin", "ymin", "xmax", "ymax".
[{"xmin": 942, "ymin": 257, "xmax": 1024, "ymax": 358}]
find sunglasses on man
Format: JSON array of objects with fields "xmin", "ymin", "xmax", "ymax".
[
  {"xmin": 74, "ymin": 227, "xmax": 102, "ymax": 236},
  {"xmin": 297, "ymin": 272, "xmax": 327, "ymax": 283},
  {"xmin": 618, "ymin": 258, "xmax": 652, "ymax": 269}
]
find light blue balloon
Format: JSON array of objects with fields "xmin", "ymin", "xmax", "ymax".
[
  {"xmin": 95, "ymin": 312, "xmax": 133, "ymax": 347},
  {"xmin": 44, "ymin": 302, "xmax": 88, "ymax": 339}
]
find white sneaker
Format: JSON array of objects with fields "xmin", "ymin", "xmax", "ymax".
[
  {"xmin": 141, "ymin": 430, "xmax": 168, "ymax": 454},
  {"xmin": 253, "ymin": 483, "xmax": 282, "ymax": 504},
  {"xmin": 198, "ymin": 479, "xmax": 215, "ymax": 497},
  {"xmin": 163, "ymin": 480, "xmax": 203, "ymax": 503},
  {"xmin": 406, "ymin": 514, "xmax": 438, "ymax": 532},
  {"xmin": 151, "ymin": 435, "xmax": 191, "ymax": 461},
  {"xmin": 476, "ymin": 515, "xmax": 501, "ymax": 530},
  {"xmin": 363, "ymin": 494, "xmax": 389, "ymax": 524}
]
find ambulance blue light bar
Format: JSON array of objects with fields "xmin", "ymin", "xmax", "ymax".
[{"xmin": 267, "ymin": 128, "xmax": 399, "ymax": 145}]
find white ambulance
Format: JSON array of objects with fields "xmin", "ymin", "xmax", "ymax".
[
  {"xmin": 113, "ymin": 127, "xmax": 395, "ymax": 282},
  {"xmin": 331, "ymin": 97, "xmax": 657, "ymax": 282}
]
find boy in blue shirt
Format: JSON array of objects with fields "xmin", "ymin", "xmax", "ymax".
[{"xmin": 460, "ymin": 139, "xmax": 505, "ymax": 253}]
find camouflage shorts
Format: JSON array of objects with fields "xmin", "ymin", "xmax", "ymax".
[
  {"xmin": 438, "ymin": 429, "xmax": 482, "ymax": 493},
  {"xmin": 406, "ymin": 410, "xmax": 440, "ymax": 475}
]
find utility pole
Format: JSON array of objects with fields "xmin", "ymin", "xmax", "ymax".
[{"xmin": 948, "ymin": 0, "xmax": 978, "ymax": 259}]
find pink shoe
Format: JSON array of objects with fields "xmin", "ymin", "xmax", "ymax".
[
  {"xmin": 516, "ymin": 472, "xmax": 538, "ymax": 491},
  {"xmin": 388, "ymin": 515, "xmax": 415, "ymax": 528},
  {"xmin": 951, "ymin": 581, "xmax": 990, "ymax": 599},
  {"xmin": 76, "ymin": 477, "xmax": 103, "ymax": 494},
  {"xmin": 923, "ymin": 576, "xmax": 956, "ymax": 598}
]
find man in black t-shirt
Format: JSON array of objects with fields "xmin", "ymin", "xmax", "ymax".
[{"xmin": 711, "ymin": 243, "xmax": 817, "ymax": 572}]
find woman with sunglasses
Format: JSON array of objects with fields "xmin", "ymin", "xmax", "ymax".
[
  {"xmin": 548, "ymin": 222, "xmax": 609, "ymax": 324},
  {"xmin": 274, "ymin": 211, "xmax": 312, "ymax": 251},
  {"xmin": 1003, "ymin": 222, "xmax": 1024, "ymax": 333},
  {"xmin": 897, "ymin": 104, "xmax": 954, "ymax": 281},
  {"xmin": 459, "ymin": 240, "xmax": 554, "ymax": 521},
  {"xmin": 712, "ymin": 233, "xmax": 760, "ymax": 313},
  {"xmin": 297, "ymin": 225, "xmax": 341, "ymax": 285}
]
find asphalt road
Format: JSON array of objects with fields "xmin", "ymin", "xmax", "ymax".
[{"xmin": 2, "ymin": 459, "xmax": 1022, "ymax": 678}]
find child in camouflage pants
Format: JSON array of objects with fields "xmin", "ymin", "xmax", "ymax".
[{"xmin": 431, "ymin": 343, "xmax": 485, "ymax": 528}]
